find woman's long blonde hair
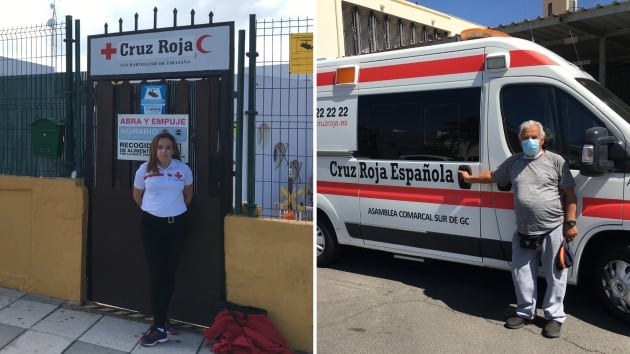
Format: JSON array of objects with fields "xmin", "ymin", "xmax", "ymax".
[{"xmin": 146, "ymin": 132, "xmax": 181, "ymax": 173}]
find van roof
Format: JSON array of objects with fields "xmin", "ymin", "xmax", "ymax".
[{"xmin": 317, "ymin": 36, "xmax": 588, "ymax": 79}]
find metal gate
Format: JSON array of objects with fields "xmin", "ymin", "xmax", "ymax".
[
  {"xmin": 88, "ymin": 77, "xmax": 232, "ymax": 326},
  {"xmin": 86, "ymin": 16, "xmax": 234, "ymax": 325}
]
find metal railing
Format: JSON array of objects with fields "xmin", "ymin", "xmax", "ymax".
[
  {"xmin": 0, "ymin": 17, "xmax": 83, "ymax": 178},
  {"xmin": 240, "ymin": 16, "xmax": 313, "ymax": 220}
]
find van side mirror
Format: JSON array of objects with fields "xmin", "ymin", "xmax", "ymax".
[{"xmin": 580, "ymin": 127, "xmax": 615, "ymax": 176}]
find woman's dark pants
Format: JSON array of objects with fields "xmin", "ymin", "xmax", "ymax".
[{"xmin": 141, "ymin": 211, "xmax": 188, "ymax": 329}]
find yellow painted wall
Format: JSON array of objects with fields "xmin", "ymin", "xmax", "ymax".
[
  {"xmin": 225, "ymin": 216, "xmax": 313, "ymax": 352},
  {"xmin": 0, "ymin": 175, "xmax": 88, "ymax": 302}
]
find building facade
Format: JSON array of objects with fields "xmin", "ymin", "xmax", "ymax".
[{"xmin": 317, "ymin": 0, "xmax": 480, "ymax": 58}]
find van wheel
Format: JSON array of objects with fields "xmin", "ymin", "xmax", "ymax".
[
  {"xmin": 593, "ymin": 242, "xmax": 630, "ymax": 325},
  {"xmin": 317, "ymin": 219, "xmax": 340, "ymax": 267}
]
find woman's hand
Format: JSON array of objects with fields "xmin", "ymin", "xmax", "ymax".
[
  {"xmin": 183, "ymin": 184, "xmax": 193, "ymax": 206},
  {"xmin": 132, "ymin": 188, "xmax": 144, "ymax": 208}
]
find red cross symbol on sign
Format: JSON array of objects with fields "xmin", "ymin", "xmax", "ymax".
[
  {"xmin": 100, "ymin": 43, "xmax": 117, "ymax": 60},
  {"xmin": 174, "ymin": 171, "xmax": 183, "ymax": 179}
]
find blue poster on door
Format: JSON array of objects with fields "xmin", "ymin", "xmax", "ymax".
[{"xmin": 141, "ymin": 84, "xmax": 166, "ymax": 114}]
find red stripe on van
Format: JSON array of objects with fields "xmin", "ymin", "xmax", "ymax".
[
  {"xmin": 317, "ymin": 181, "xmax": 360, "ymax": 197},
  {"xmin": 319, "ymin": 182, "xmax": 627, "ymax": 221},
  {"xmin": 510, "ymin": 50, "xmax": 557, "ymax": 67},
  {"xmin": 359, "ymin": 55, "xmax": 485, "ymax": 83},
  {"xmin": 359, "ymin": 183, "xmax": 482, "ymax": 206},
  {"xmin": 317, "ymin": 71, "xmax": 336, "ymax": 86},
  {"xmin": 582, "ymin": 197, "xmax": 625, "ymax": 220},
  {"xmin": 318, "ymin": 181, "xmax": 514, "ymax": 210},
  {"xmin": 316, "ymin": 50, "xmax": 558, "ymax": 87}
]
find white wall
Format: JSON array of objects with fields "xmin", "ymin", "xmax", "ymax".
[
  {"xmin": 0, "ymin": 57, "xmax": 55, "ymax": 75},
  {"xmin": 238, "ymin": 64, "xmax": 313, "ymax": 218}
]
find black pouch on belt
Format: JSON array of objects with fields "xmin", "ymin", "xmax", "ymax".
[{"xmin": 518, "ymin": 233, "xmax": 545, "ymax": 250}]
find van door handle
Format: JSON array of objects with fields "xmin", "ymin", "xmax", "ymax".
[
  {"xmin": 458, "ymin": 165, "xmax": 472, "ymax": 189},
  {"xmin": 497, "ymin": 183, "xmax": 512, "ymax": 191}
]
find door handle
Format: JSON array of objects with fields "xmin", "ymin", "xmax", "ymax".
[
  {"xmin": 458, "ymin": 165, "xmax": 472, "ymax": 190},
  {"xmin": 497, "ymin": 183, "xmax": 512, "ymax": 191}
]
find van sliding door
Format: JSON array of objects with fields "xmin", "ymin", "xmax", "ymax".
[{"xmin": 356, "ymin": 86, "xmax": 484, "ymax": 264}]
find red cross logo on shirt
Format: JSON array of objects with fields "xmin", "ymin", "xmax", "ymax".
[
  {"xmin": 100, "ymin": 43, "xmax": 117, "ymax": 60},
  {"xmin": 174, "ymin": 171, "xmax": 183, "ymax": 179}
]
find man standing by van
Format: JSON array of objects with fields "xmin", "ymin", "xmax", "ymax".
[{"xmin": 459, "ymin": 120, "xmax": 578, "ymax": 338}]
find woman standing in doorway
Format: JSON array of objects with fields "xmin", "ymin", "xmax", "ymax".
[{"xmin": 132, "ymin": 132, "xmax": 193, "ymax": 347}]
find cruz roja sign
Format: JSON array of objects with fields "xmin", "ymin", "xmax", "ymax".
[
  {"xmin": 89, "ymin": 22, "xmax": 233, "ymax": 162},
  {"xmin": 117, "ymin": 114, "xmax": 189, "ymax": 162},
  {"xmin": 88, "ymin": 23, "xmax": 233, "ymax": 79}
]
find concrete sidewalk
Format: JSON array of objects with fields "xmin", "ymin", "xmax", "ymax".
[{"xmin": 0, "ymin": 286, "xmax": 211, "ymax": 354}]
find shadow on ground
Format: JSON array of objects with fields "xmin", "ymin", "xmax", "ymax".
[{"xmin": 325, "ymin": 246, "xmax": 628, "ymax": 336}]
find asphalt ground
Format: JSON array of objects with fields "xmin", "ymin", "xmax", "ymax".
[{"xmin": 317, "ymin": 247, "xmax": 630, "ymax": 354}]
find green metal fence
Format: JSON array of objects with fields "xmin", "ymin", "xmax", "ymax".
[
  {"xmin": 0, "ymin": 16, "xmax": 84, "ymax": 178},
  {"xmin": 251, "ymin": 16, "xmax": 314, "ymax": 219}
]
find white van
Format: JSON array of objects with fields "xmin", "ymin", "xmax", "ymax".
[{"xmin": 316, "ymin": 32, "xmax": 630, "ymax": 324}]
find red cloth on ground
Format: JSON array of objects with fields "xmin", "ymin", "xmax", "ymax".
[{"xmin": 204, "ymin": 309, "xmax": 293, "ymax": 354}]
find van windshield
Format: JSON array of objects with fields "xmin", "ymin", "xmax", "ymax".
[{"xmin": 576, "ymin": 78, "xmax": 630, "ymax": 123}]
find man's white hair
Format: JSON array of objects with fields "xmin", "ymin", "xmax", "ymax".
[{"xmin": 519, "ymin": 120, "xmax": 546, "ymax": 140}]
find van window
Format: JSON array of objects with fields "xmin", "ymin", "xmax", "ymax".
[
  {"xmin": 357, "ymin": 87, "xmax": 480, "ymax": 161},
  {"xmin": 501, "ymin": 84, "xmax": 604, "ymax": 169},
  {"xmin": 576, "ymin": 78, "xmax": 630, "ymax": 124}
]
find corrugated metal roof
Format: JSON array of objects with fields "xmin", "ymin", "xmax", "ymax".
[{"xmin": 494, "ymin": 1, "xmax": 630, "ymax": 67}]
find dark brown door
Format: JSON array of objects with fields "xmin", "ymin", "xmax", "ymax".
[{"xmin": 87, "ymin": 77, "xmax": 232, "ymax": 325}]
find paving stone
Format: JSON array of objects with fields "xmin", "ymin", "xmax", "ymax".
[
  {"xmin": 0, "ymin": 298, "xmax": 58, "ymax": 328},
  {"xmin": 0, "ymin": 323, "xmax": 25, "ymax": 349},
  {"xmin": 0, "ymin": 287, "xmax": 24, "ymax": 309},
  {"xmin": 0, "ymin": 287, "xmax": 24, "ymax": 299},
  {"xmin": 22, "ymin": 293, "xmax": 64, "ymax": 306},
  {"xmin": 0, "ymin": 329, "xmax": 72, "ymax": 354},
  {"xmin": 0, "ymin": 288, "xmax": 210, "ymax": 354},
  {"xmin": 79, "ymin": 315, "xmax": 148, "ymax": 352},
  {"xmin": 64, "ymin": 340, "xmax": 128, "ymax": 354},
  {"xmin": 0, "ymin": 295, "xmax": 15, "ymax": 310},
  {"xmin": 32, "ymin": 307, "xmax": 102, "ymax": 340}
]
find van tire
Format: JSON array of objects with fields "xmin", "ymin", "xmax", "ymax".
[
  {"xmin": 317, "ymin": 218, "xmax": 340, "ymax": 267},
  {"xmin": 592, "ymin": 241, "xmax": 630, "ymax": 325}
]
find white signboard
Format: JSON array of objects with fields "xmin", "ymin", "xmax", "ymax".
[
  {"xmin": 89, "ymin": 24, "xmax": 232, "ymax": 79},
  {"xmin": 117, "ymin": 114, "xmax": 189, "ymax": 162}
]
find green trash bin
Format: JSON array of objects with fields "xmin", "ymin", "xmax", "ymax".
[{"xmin": 31, "ymin": 119, "xmax": 64, "ymax": 157}]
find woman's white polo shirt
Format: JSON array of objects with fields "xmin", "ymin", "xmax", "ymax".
[{"xmin": 133, "ymin": 159, "xmax": 193, "ymax": 217}]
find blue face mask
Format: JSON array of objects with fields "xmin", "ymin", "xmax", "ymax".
[{"xmin": 521, "ymin": 138, "xmax": 541, "ymax": 159}]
